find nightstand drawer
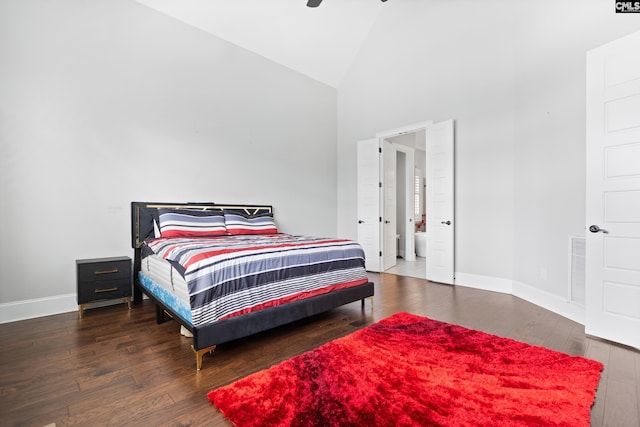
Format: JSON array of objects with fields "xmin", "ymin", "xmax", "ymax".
[
  {"xmin": 77, "ymin": 258, "xmax": 131, "ymax": 282},
  {"xmin": 77, "ymin": 278, "xmax": 131, "ymax": 304}
]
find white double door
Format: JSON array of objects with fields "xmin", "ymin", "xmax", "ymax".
[
  {"xmin": 355, "ymin": 138, "xmax": 402, "ymax": 273},
  {"xmin": 356, "ymin": 120, "xmax": 455, "ymax": 284},
  {"xmin": 585, "ymin": 30, "xmax": 640, "ymax": 350}
]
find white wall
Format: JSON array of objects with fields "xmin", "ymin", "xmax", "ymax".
[
  {"xmin": 337, "ymin": 0, "xmax": 640, "ymax": 318},
  {"xmin": 0, "ymin": 0, "xmax": 337, "ymax": 319}
]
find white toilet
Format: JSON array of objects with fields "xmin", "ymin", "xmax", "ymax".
[{"xmin": 415, "ymin": 232, "xmax": 427, "ymax": 258}]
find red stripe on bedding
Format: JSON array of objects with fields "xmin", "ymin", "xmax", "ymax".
[
  {"xmin": 161, "ymin": 230, "xmax": 227, "ymax": 238},
  {"xmin": 217, "ymin": 278, "xmax": 369, "ymax": 322},
  {"xmin": 183, "ymin": 239, "xmax": 352, "ymax": 269},
  {"xmin": 227, "ymin": 228, "xmax": 278, "ymax": 235}
]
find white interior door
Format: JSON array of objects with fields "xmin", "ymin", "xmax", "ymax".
[
  {"xmin": 425, "ymin": 120, "xmax": 455, "ymax": 284},
  {"xmin": 382, "ymin": 140, "xmax": 397, "ymax": 270},
  {"xmin": 585, "ymin": 30, "xmax": 640, "ymax": 349},
  {"xmin": 357, "ymin": 138, "xmax": 382, "ymax": 272}
]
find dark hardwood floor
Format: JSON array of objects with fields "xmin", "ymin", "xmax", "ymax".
[{"xmin": 1, "ymin": 273, "xmax": 638, "ymax": 426}]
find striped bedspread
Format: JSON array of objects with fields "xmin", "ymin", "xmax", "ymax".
[{"xmin": 143, "ymin": 234, "xmax": 368, "ymax": 326}]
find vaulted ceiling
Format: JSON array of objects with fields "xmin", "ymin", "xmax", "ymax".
[{"xmin": 136, "ymin": 0, "xmax": 387, "ymax": 88}]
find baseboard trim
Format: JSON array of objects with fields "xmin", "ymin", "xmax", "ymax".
[
  {"xmin": 1, "ymin": 293, "xmax": 146, "ymax": 324},
  {"xmin": 512, "ymin": 281, "xmax": 585, "ymax": 325},
  {"xmin": 454, "ymin": 272, "xmax": 513, "ymax": 294},
  {"xmin": 0, "ymin": 294, "xmax": 78, "ymax": 324},
  {"xmin": 455, "ymin": 272, "xmax": 585, "ymax": 325}
]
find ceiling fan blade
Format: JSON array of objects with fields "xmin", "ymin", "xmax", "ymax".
[{"xmin": 308, "ymin": 0, "xmax": 386, "ymax": 7}]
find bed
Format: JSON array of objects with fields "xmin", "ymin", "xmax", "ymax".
[{"xmin": 131, "ymin": 201, "xmax": 374, "ymax": 370}]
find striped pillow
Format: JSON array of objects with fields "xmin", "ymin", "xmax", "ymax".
[
  {"xmin": 224, "ymin": 211, "xmax": 278, "ymax": 235},
  {"xmin": 158, "ymin": 209, "xmax": 226, "ymax": 238}
]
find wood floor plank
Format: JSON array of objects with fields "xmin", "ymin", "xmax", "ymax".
[
  {"xmin": 5, "ymin": 405, "xmax": 70, "ymax": 427},
  {"xmin": 589, "ymin": 375, "xmax": 607, "ymax": 427},
  {"xmin": 64, "ymin": 391, "xmax": 176, "ymax": 426},
  {"xmin": 603, "ymin": 380, "xmax": 640, "ymax": 427},
  {"xmin": 0, "ymin": 274, "xmax": 637, "ymax": 426},
  {"xmin": 608, "ymin": 345, "xmax": 640, "ymax": 385}
]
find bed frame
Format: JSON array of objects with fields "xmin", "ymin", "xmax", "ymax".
[{"xmin": 131, "ymin": 201, "xmax": 374, "ymax": 370}]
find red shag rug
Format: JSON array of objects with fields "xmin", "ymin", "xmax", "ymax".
[{"xmin": 207, "ymin": 312, "xmax": 603, "ymax": 426}]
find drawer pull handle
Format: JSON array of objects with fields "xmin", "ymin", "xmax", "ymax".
[
  {"xmin": 95, "ymin": 287, "xmax": 118, "ymax": 293},
  {"xmin": 95, "ymin": 269, "xmax": 119, "ymax": 275}
]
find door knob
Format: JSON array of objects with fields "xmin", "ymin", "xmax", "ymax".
[
  {"xmin": 589, "ymin": 225, "xmax": 608, "ymax": 234},
  {"xmin": 385, "ymin": 220, "xmax": 391, "ymax": 224},
  {"xmin": 358, "ymin": 220, "xmax": 364, "ymax": 224},
  {"xmin": 441, "ymin": 220, "xmax": 452, "ymax": 225}
]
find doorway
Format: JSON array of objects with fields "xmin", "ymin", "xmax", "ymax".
[
  {"xmin": 357, "ymin": 120, "xmax": 455, "ymax": 284},
  {"xmin": 383, "ymin": 132, "xmax": 424, "ymax": 278}
]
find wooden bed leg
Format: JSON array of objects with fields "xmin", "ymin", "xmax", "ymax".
[
  {"xmin": 362, "ymin": 296, "xmax": 374, "ymax": 311},
  {"xmin": 192, "ymin": 345, "xmax": 216, "ymax": 371}
]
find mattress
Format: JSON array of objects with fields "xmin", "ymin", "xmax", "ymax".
[{"xmin": 140, "ymin": 254, "xmax": 192, "ymax": 324}]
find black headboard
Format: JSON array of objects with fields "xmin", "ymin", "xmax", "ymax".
[{"xmin": 130, "ymin": 201, "xmax": 273, "ymax": 249}]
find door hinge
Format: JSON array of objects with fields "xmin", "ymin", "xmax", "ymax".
[
  {"xmin": 379, "ymin": 251, "xmax": 382, "ymax": 257},
  {"xmin": 379, "ymin": 147, "xmax": 382, "ymax": 153},
  {"xmin": 379, "ymin": 217, "xmax": 382, "ymax": 222},
  {"xmin": 379, "ymin": 182, "xmax": 382, "ymax": 188}
]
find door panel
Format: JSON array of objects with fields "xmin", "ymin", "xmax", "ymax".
[
  {"xmin": 603, "ymin": 281, "xmax": 640, "ymax": 318},
  {"xmin": 604, "ymin": 237, "xmax": 640, "ymax": 270},
  {"xmin": 357, "ymin": 139, "xmax": 381, "ymax": 272},
  {"xmin": 425, "ymin": 120, "xmax": 455, "ymax": 284},
  {"xmin": 606, "ymin": 94, "xmax": 640, "ymax": 131},
  {"xmin": 605, "ymin": 143, "xmax": 640, "ymax": 177},
  {"xmin": 605, "ymin": 191, "xmax": 640, "ymax": 222},
  {"xmin": 586, "ymin": 30, "xmax": 640, "ymax": 349}
]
